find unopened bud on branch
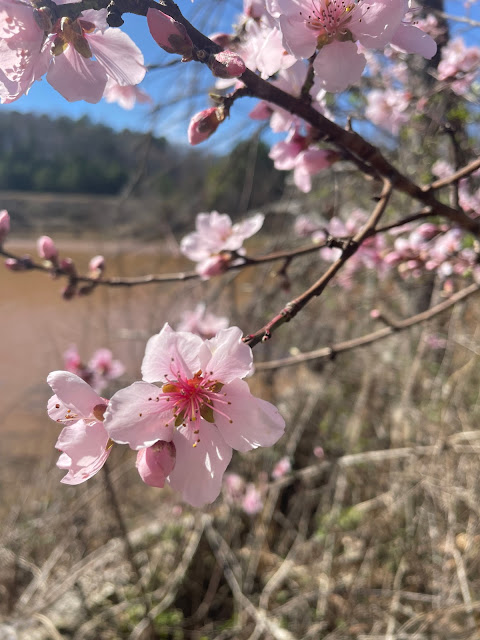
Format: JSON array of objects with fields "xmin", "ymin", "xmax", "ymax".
[
  {"xmin": 188, "ymin": 107, "xmax": 224, "ymax": 145},
  {"xmin": 147, "ymin": 9, "xmax": 194, "ymax": 60},
  {"xmin": 208, "ymin": 50, "xmax": 246, "ymax": 79},
  {"xmin": 0, "ymin": 210, "xmax": 10, "ymax": 245},
  {"xmin": 37, "ymin": 235, "xmax": 58, "ymax": 261}
]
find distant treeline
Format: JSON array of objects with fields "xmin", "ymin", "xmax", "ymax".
[{"xmin": 0, "ymin": 112, "xmax": 285, "ymax": 213}]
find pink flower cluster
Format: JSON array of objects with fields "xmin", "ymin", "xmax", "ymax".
[
  {"xmin": 438, "ymin": 37, "xmax": 480, "ymax": 96},
  {"xmin": 63, "ymin": 345, "xmax": 125, "ymax": 393},
  {"xmin": 48, "ymin": 324, "xmax": 285, "ymax": 507},
  {"xmin": 0, "ymin": 2, "xmax": 146, "ymax": 104},
  {"xmin": 181, "ymin": 210, "xmax": 264, "ymax": 278}
]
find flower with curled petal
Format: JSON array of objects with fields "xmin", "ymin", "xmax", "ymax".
[{"xmin": 104, "ymin": 324, "xmax": 285, "ymax": 507}]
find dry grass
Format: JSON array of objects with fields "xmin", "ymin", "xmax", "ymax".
[{"xmin": 2, "ymin": 231, "xmax": 480, "ymax": 640}]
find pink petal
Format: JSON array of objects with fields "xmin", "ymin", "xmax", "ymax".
[
  {"xmin": 47, "ymin": 47, "xmax": 107, "ymax": 103},
  {"xmin": 56, "ymin": 419, "xmax": 110, "ymax": 485},
  {"xmin": 136, "ymin": 441, "xmax": 176, "ymax": 488},
  {"xmin": 167, "ymin": 422, "xmax": 232, "ymax": 507},
  {"xmin": 312, "ymin": 40, "xmax": 366, "ymax": 93},
  {"xmin": 278, "ymin": 14, "xmax": 317, "ymax": 59},
  {"xmin": 103, "ymin": 381, "xmax": 174, "ymax": 449},
  {"xmin": 47, "ymin": 371, "xmax": 102, "ymax": 417},
  {"xmin": 202, "ymin": 327, "xmax": 253, "ymax": 383},
  {"xmin": 390, "ymin": 23, "xmax": 437, "ymax": 59},
  {"xmin": 88, "ymin": 28, "xmax": 146, "ymax": 86},
  {"xmin": 213, "ymin": 378, "xmax": 285, "ymax": 452},
  {"xmin": 141, "ymin": 323, "xmax": 203, "ymax": 383}
]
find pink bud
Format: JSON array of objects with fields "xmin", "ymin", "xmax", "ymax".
[
  {"xmin": 5, "ymin": 255, "xmax": 33, "ymax": 271},
  {"xmin": 59, "ymin": 257, "xmax": 76, "ymax": 276},
  {"xmin": 89, "ymin": 254, "xmax": 105, "ymax": 278},
  {"xmin": 208, "ymin": 50, "xmax": 246, "ymax": 79},
  {"xmin": 136, "ymin": 441, "xmax": 176, "ymax": 488},
  {"xmin": 0, "ymin": 210, "xmax": 10, "ymax": 244},
  {"xmin": 370, "ymin": 308, "xmax": 380, "ymax": 319},
  {"xmin": 197, "ymin": 254, "xmax": 230, "ymax": 279},
  {"xmin": 188, "ymin": 107, "xmax": 223, "ymax": 145},
  {"xmin": 147, "ymin": 8, "xmax": 193, "ymax": 59},
  {"xmin": 313, "ymin": 446, "xmax": 324, "ymax": 459},
  {"xmin": 37, "ymin": 235, "xmax": 58, "ymax": 261}
]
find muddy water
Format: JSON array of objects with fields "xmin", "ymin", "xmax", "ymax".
[{"xmin": 0, "ymin": 239, "xmax": 199, "ymax": 466}]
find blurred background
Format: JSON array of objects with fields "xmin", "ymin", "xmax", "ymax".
[{"xmin": 2, "ymin": 0, "xmax": 480, "ymax": 638}]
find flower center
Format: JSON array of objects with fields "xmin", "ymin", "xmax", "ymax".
[
  {"xmin": 301, "ymin": 0, "xmax": 358, "ymax": 42},
  {"xmin": 161, "ymin": 369, "xmax": 232, "ymax": 447}
]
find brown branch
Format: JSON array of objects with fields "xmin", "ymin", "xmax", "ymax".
[
  {"xmin": 49, "ymin": 0, "xmax": 480, "ymax": 235},
  {"xmin": 254, "ymin": 281, "xmax": 480, "ymax": 371},
  {"xmin": 244, "ymin": 179, "xmax": 393, "ymax": 347},
  {"xmin": 429, "ymin": 157, "xmax": 480, "ymax": 191}
]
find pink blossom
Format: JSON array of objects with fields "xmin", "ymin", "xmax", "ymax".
[
  {"xmin": 0, "ymin": 0, "xmax": 50, "ymax": 103},
  {"xmin": 313, "ymin": 446, "xmax": 324, "ymax": 459},
  {"xmin": 188, "ymin": 107, "xmax": 224, "ymax": 145},
  {"xmin": 181, "ymin": 211, "xmax": 264, "ymax": 277},
  {"xmin": 268, "ymin": 0, "xmax": 436, "ymax": 92},
  {"xmin": 103, "ymin": 78, "xmax": 152, "ymax": 110},
  {"xmin": 37, "ymin": 235, "xmax": 58, "ymax": 261},
  {"xmin": 177, "ymin": 303, "xmax": 229, "ymax": 339},
  {"xmin": 437, "ymin": 37, "xmax": 480, "ymax": 95},
  {"xmin": 147, "ymin": 8, "xmax": 193, "ymax": 60},
  {"xmin": 103, "ymin": 324, "xmax": 285, "ymax": 507},
  {"xmin": 0, "ymin": 4, "xmax": 146, "ymax": 104},
  {"xmin": 88, "ymin": 254, "xmax": 105, "ymax": 278},
  {"xmin": 242, "ymin": 483, "xmax": 263, "ymax": 515},
  {"xmin": 63, "ymin": 345, "xmax": 125, "ymax": 393},
  {"xmin": 224, "ymin": 472, "xmax": 246, "ymax": 503},
  {"xmin": 272, "ymin": 456, "xmax": 291, "ymax": 479},
  {"xmin": 0, "ymin": 209, "xmax": 9, "ymax": 244},
  {"xmin": 136, "ymin": 441, "xmax": 176, "ymax": 488},
  {"xmin": 47, "ymin": 371, "xmax": 111, "ymax": 485},
  {"xmin": 365, "ymin": 88, "xmax": 410, "ymax": 136}
]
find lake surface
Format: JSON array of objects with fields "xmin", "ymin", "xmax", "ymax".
[{"xmin": 0, "ymin": 238, "xmax": 199, "ymax": 471}]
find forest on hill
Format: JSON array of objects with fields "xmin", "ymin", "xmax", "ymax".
[{"xmin": 0, "ymin": 112, "xmax": 285, "ymax": 234}]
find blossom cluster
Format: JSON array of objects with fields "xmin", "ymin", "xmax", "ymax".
[
  {"xmin": 48, "ymin": 324, "xmax": 285, "ymax": 507},
  {"xmin": 0, "ymin": 1, "xmax": 147, "ymax": 105}
]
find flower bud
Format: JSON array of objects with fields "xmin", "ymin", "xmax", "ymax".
[
  {"xmin": 89, "ymin": 254, "xmax": 105, "ymax": 278},
  {"xmin": 37, "ymin": 235, "xmax": 58, "ymax": 261},
  {"xmin": 59, "ymin": 257, "xmax": 76, "ymax": 276},
  {"xmin": 147, "ymin": 8, "xmax": 194, "ymax": 60},
  {"xmin": 208, "ymin": 50, "xmax": 246, "ymax": 79},
  {"xmin": 197, "ymin": 253, "xmax": 230, "ymax": 279},
  {"xmin": 188, "ymin": 107, "xmax": 224, "ymax": 145},
  {"xmin": 5, "ymin": 256, "xmax": 33, "ymax": 271},
  {"xmin": 0, "ymin": 210, "xmax": 10, "ymax": 245}
]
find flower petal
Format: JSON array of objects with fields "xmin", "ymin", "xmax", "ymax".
[
  {"xmin": 141, "ymin": 323, "xmax": 203, "ymax": 383},
  {"xmin": 47, "ymin": 371, "xmax": 102, "ymax": 417},
  {"xmin": 313, "ymin": 40, "xmax": 366, "ymax": 93},
  {"xmin": 47, "ymin": 46, "xmax": 107, "ymax": 103},
  {"xmin": 167, "ymin": 422, "xmax": 232, "ymax": 507},
  {"xmin": 203, "ymin": 327, "xmax": 253, "ymax": 383},
  {"xmin": 56, "ymin": 419, "xmax": 110, "ymax": 485},
  {"xmin": 213, "ymin": 378, "xmax": 285, "ymax": 452},
  {"xmin": 88, "ymin": 28, "xmax": 146, "ymax": 86},
  {"xmin": 103, "ymin": 381, "xmax": 174, "ymax": 449}
]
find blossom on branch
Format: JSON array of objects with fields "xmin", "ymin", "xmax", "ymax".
[
  {"xmin": 47, "ymin": 371, "xmax": 111, "ymax": 485},
  {"xmin": 103, "ymin": 324, "xmax": 285, "ymax": 507},
  {"xmin": 181, "ymin": 210, "xmax": 264, "ymax": 278},
  {"xmin": 0, "ymin": 4, "xmax": 146, "ymax": 104},
  {"xmin": 266, "ymin": 0, "xmax": 437, "ymax": 93},
  {"xmin": 0, "ymin": 209, "xmax": 9, "ymax": 244}
]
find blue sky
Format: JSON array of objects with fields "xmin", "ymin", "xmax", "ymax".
[{"xmin": 2, "ymin": 0, "xmax": 479, "ymax": 152}]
